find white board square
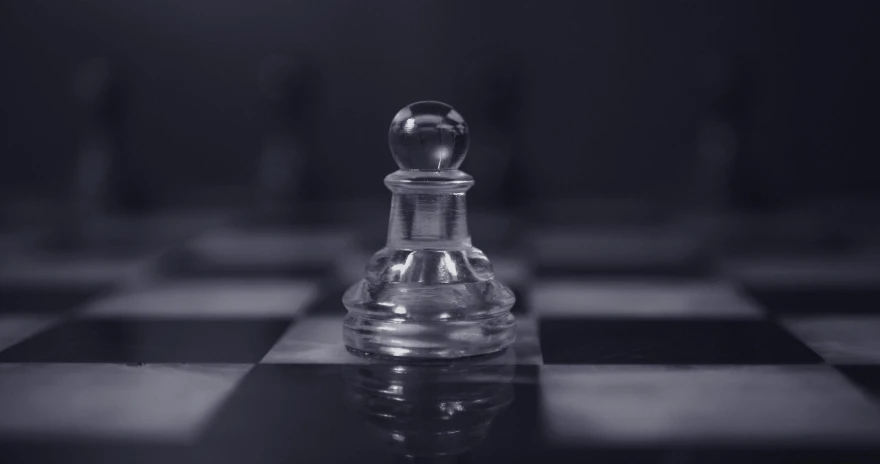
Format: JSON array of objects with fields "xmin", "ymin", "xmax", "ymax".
[
  {"xmin": 541, "ymin": 365, "xmax": 880, "ymax": 446},
  {"xmin": 83, "ymin": 280, "xmax": 318, "ymax": 319},
  {"xmin": 0, "ymin": 363, "xmax": 250, "ymax": 442},
  {"xmin": 532, "ymin": 280, "xmax": 760, "ymax": 318},
  {"xmin": 783, "ymin": 316, "xmax": 880, "ymax": 365},
  {"xmin": 0, "ymin": 315, "xmax": 56, "ymax": 352},
  {"xmin": 188, "ymin": 227, "xmax": 354, "ymax": 268}
]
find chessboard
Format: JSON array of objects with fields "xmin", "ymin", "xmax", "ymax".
[{"xmin": 2, "ymin": 209, "xmax": 880, "ymax": 463}]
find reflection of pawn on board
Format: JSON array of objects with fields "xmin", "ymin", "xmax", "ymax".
[
  {"xmin": 344, "ymin": 352, "xmax": 514, "ymax": 459},
  {"xmin": 254, "ymin": 55, "xmax": 313, "ymax": 224},
  {"xmin": 343, "ymin": 101, "xmax": 517, "ymax": 359}
]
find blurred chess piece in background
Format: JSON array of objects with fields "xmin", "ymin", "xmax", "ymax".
[
  {"xmin": 682, "ymin": 54, "xmax": 746, "ymax": 253},
  {"xmin": 162, "ymin": 55, "xmax": 350, "ymax": 278},
  {"xmin": 463, "ymin": 55, "xmax": 528, "ymax": 251},
  {"xmin": 690, "ymin": 55, "xmax": 743, "ymax": 217},
  {"xmin": 464, "ymin": 54, "xmax": 527, "ymax": 212},
  {"xmin": 254, "ymin": 54, "xmax": 317, "ymax": 225},
  {"xmin": 689, "ymin": 54, "xmax": 849, "ymax": 255},
  {"xmin": 688, "ymin": 54, "xmax": 779, "ymax": 253},
  {"xmin": 0, "ymin": 58, "xmax": 167, "ymax": 294},
  {"xmin": 344, "ymin": 352, "xmax": 514, "ymax": 460},
  {"xmin": 52, "ymin": 57, "xmax": 149, "ymax": 250}
]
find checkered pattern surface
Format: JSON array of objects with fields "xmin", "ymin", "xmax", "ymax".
[{"xmin": 2, "ymin": 213, "xmax": 880, "ymax": 463}]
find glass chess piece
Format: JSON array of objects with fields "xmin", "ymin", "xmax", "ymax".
[{"xmin": 342, "ymin": 101, "xmax": 517, "ymax": 359}]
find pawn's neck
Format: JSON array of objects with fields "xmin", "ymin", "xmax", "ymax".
[{"xmin": 384, "ymin": 169, "xmax": 474, "ymax": 250}]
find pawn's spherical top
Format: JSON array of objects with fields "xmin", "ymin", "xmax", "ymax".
[{"xmin": 389, "ymin": 101, "xmax": 469, "ymax": 171}]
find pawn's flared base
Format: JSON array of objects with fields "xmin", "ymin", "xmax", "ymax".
[
  {"xmin": 343, "ymin": 311, "xmax": 516, "ymax": 360},
  {"xmin": 342, "ymin": 275, "xmax": 517, "ymax": 360}
]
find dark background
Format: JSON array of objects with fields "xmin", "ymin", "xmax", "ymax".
[
  {"xmin": 2, "ymin": 4, "xmax": 880, "ymax": 460},
  {"xmin": 1, "ymin": 0, "xmax": 878, "ymax": 210}
]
